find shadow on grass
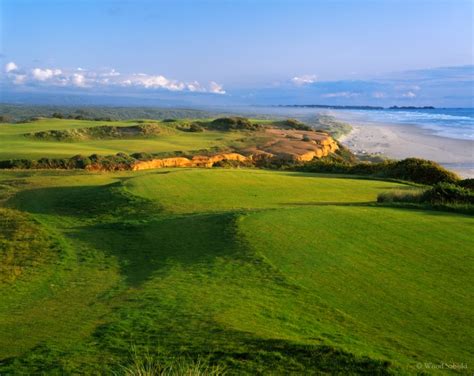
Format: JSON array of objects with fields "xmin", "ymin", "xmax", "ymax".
[
  {"xmin": 7, "ymin": 182, "xmax": 162, "ymax": 220},
  {"xmin": 0, "ymin": 329, "xmax": 395, "ymax": 375},
  {"xmin": 73, "ymin": 212, "xmax": 245, "ymax": 286}
]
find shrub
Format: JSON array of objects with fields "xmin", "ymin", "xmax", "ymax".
[
  {"xmin": 421, "ymin": 183, "xmax": 474, "ymax": 204},
  {"xmin": 276, "ymin": 119, "xmax": 312, "ymax": 131},
  {"xmin": 377, "ymin": 183, "xmax": 474, "ymax": 207},
  {"xmin": 297, "ymin": 158, "xmax": 459, "ymax": 185},
  {"xmin": 69, "ymin": 155, "xmax": 92, "ymax": 169},
  {"xmin": 458, "ymin": 178, "xmax": 474, "ymax": 190},
  {"xmin": 130, "ymin": 152, "xmax": 154, "ymax": 161},
  {"xmin": 188, "ymin": 123, "xmax": 204, "ymax": 132},
  {"xmin": 377, "ymin": 189, "xmax": 424, "ymax": 203},
  {"xmin": 52, "ymin": 112, "xmax": 64, "ymax": 119},
  {"xmin": 385, "ymin": 158, "xmax": 459, "ymax": 185},
  {"xmin": 0, "ymin": 159, "xmax": 37, "ymax": 169},
  {"xmin": 209, "ymin": 117, "xmax": 261, "ymax": 131},
  {"xmin": 36, "ymin": 158, "xmax": 67, "ymax": 169}
]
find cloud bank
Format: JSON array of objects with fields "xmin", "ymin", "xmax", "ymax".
[
  {"xmin": 3, "ymin": 62, "xmax": 226, "ymax": 94},
  {"xmin": 291, "ymin": 74, "xmax": 317, "ymax": 86}
]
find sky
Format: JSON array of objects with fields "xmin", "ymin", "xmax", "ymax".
[{"xmin": 1, "ymin": 0, "xmax": 473, "ymax": 106}]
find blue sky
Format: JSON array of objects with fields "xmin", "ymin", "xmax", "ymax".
[{"xmin": 1, "ymin": 0, "xmax": 473, "ymax": 106}]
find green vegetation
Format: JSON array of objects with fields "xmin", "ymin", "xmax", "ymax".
[
  {"xmin": 0, "ymin": 114, "xmax": 472, "ymax": 374},
  {"xmin": 206, "ymin": 117, "xmax": 263, "ymax": 131},
  {"xmin": 27, "ymin": 123, "xmax": 163, "ymax": 141},
  {"xmin": 0, "ymin": 104, "xmax": 223, "ymax": 123},
  {"xmin": 377, "ymin": 182, "xmax": 474, "ymax": 214},
  {"xmin": 272, "ymin": 118, "xmax": 312, "ymax": 131},
  {"xmin": 0, "ymin": 168, "xmax": 472, "ymax": 374},
  {"xmin": 297, "ymin": 157, "xmax": 460, "ymax": 185},
  {"xmin": 0, "ymin": 118, "xmax": 251, "ymax": 160}
]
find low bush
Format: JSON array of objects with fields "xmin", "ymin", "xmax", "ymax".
[
  {"xmin": 421, "ymin": 183, "xmax": 474, "ymax": 204},
  {"xmin": 130, "ymin": 152, "xmax": 154, "ymax": 161},
  {"xmin": 297, "ymin": 158, "xmax": 460, "ymax": 185},
  {"xmin": 188, "ymin": 123, "xmax": 204, "ymax": 132},
  {"xmin": 386, "ymin": 158, "xmax": 459, "ymax": 185},
  {"xmin": 377, "ymin": 183, "xmax": 474, "ymax": 210},
  {"xmin": 274, "ymin": 119, "xmax": 312, "ymax": 131},
  {"xmin": 209, "ymin": 117, "xmax": 262, "ymax": 131},
  {"xmin": 377, "ymin": 189, "xmax": 424, "ymax": 203},
  {"xmin": 458, "ymin": 178, "xmax": 474, "ymax": 190}
]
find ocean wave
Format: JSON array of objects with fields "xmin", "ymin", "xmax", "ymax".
[{"xmin": 343, "ymin": 109, "xmax": 474, "ymax": 140}]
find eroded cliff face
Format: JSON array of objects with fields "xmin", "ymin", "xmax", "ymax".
[
  {"xmin": 131, "ymin": 153, "xmax": 249, "ymax": 171},
  {"xmin": 242, "ymin": 129, "xmax": 339, "ymax": 163},
  {"xmin": 130, "ymin": 134, "xmax": 338, "ymax": 171}
]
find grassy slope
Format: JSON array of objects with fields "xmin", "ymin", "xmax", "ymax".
[
  {"xmin": 0, "ymin": 118, "xmax": 249, "ymax": 159},
  {"xmin": 239, "ymin": 207, "xmax": 473, "ymax": 367},
  {"xmin": 1, "ymin": 168, "xmax": 472, "ymax": 374},
  {"xmin": 124, "ymin": 169, "xmax": 408, "ymax": 213}
]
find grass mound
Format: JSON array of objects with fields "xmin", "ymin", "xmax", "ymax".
[
  {"xmin": 207, "ymin": 117, "xmax": 262, "ymax": 131},
  {"xmin": 27, "ymin": 123, "xmax": 162, "ymax": 141},
  {"xmin": 0, "ymin": 208, "xmax": 60, "ymax": 284}
]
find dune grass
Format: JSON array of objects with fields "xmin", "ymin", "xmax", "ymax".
[{"xmin": 0, "ymin": 168, "xmax": 472, "ymax": 374}]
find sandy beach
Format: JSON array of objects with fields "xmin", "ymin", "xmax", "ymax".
[{"xmin": 338, "ymin": 120, "xmax": 474, "ymax": 178}]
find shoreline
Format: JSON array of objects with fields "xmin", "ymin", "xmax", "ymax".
[{"xmin": 337, "ymin": 119, "xmax": 474, "ymax": 178}]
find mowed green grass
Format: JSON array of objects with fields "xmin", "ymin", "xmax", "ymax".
[
  {"xmin": 0, "ymin": 169, "xmax": 473, "ymax": 374},
  {"xmin": 0, "ymin": 118, "xmax": 247, "ymax": 159},
  {"xmin": 238, "ymin": 206, "xmax": 474, "ymax": 367},
  {"xmin": 124, "ymin": 168, "xmax": 409, "ymax": 213}
]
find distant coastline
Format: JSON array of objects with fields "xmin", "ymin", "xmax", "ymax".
[{"xmin": 276, "ymin": 104, "xmax": 435, "ymax": 110}]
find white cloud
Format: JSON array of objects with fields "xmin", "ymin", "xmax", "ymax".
[
  {"xmin": 291, "ymin": 74, "xmax": 317, "ymax": 86},
  {"xmin": 72, "ymin": 73, "xmax": 86, "ymax": 87},
  {"xmin": 128, "ymin": 74, "xmax": 185, "ymax": 90},
  {"xmin": 5, "ymin": 62, "xmax": 18, "ymax": 73},
  {"xmin": 322, "ymin": 91, "xmax": 359, "ymax": 98},
  {"xmin": 209, "ymin": 81, "xmax": 226, "ymax": 94},
  {"xmin": 187, "ymin": 81, "xmax": 203, "ymax": 92},
  {"xmin": 402, "ymin": 91, "xmax": 416, "ymax": 98},
  {"xmin": 4, "ymin": 62, "xmax": 225, "ymax": 94},
  {"xmin": 31, "ymin": 68, "xmax": 62, "ymax": 81}
]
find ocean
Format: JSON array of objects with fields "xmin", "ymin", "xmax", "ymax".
[
  {"xmin": 330, "ymin": 108, "xmax": 474, "ymax": 141},
  {"xmin": 230, "ymin": 106, "xmax": 474, "ymax": 141}
]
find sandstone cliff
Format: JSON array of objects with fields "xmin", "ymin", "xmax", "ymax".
[{"xmin": 132, "ymin": 153, "xmax": 249, "ymax": 171}]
